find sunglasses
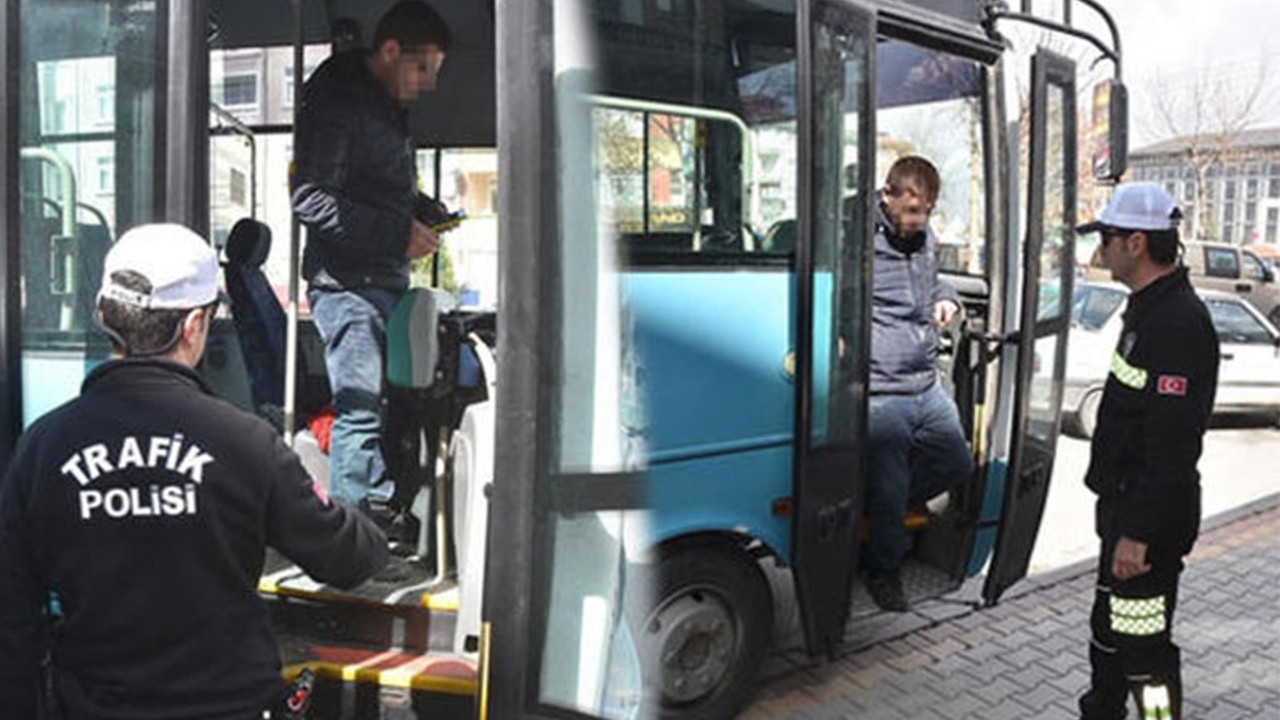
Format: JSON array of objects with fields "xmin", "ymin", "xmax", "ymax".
[{"xmin": 1100, "ymin": 228, "xmax": 1132, "ymax": 245}]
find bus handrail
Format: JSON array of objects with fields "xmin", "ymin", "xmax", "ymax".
[
  {"xmin": 19, "ymin": 147, "xmax": 77, "ymax": 240},
  {"xmin": 984, "ymin": 0, "xmax": 1122, "ymax": 78},
  {"xmin": 587, "ymin": 94, "xmax": 757, "ymax": 251},
  {"xmin": 210, "ymin": 101, "xmax": 258, "ymax": 219}
]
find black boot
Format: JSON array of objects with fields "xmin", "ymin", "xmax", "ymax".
[{"xmin": 863, "ymin": 569, "xmax": 908, "ymax": 612}]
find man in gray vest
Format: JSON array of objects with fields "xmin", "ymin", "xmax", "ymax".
[{"xmin": 861, "ymin": 156, "xmax": 974, "ymax": 612}]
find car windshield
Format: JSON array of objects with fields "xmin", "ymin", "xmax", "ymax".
[
  {"xmin": 1071, "ymin": 284, "xmax": 1126, "ymax": 331},
  {"xmin": 1206, "ymin": 298, "xmax": 1275, "ymax": 343}
]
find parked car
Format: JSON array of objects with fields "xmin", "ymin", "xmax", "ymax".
[
  {"xmin": 1062, "ymin": 281, "xmax": 1280, "ymax": 438},
  {"xmin": 1084, "ymin": 240, "xmax": 1280, "ymax": 328}
]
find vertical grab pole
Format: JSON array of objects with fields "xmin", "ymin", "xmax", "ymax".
[{"xmin": 284, "ymin": 0, "xmax": 304, "ymax": 443}]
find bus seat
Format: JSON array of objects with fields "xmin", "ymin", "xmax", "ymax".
[
  {"xmin": 224, "ymin": 218, "xmax": 287, "ymax": 409},
  {"xmin": 387, "ymin": 287, "xmax": 457, "ymax": 391},
  {"xmin": 762, "ymin": 219, "xmax": 796, "ymax": 253}
]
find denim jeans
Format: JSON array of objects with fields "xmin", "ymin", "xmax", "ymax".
[
  {"xmin": 308, "ymin": 287, "xmax": 402, "ymax": 506},
  {"xmin": 863, "ymin": 381, "xmax": 974, "ymax": 573}
]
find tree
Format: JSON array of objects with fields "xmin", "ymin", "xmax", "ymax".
[{"xmin": 1145, "ymin": 59, "xmax": 1272, "ymax": 242}]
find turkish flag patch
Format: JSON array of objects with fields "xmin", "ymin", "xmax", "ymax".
[
  {"xmin": 311, "ymin": 477, "xmax": 331, "ymax": 506},
  {"xmin": 1157, "ymin": 375, "xmax": 1188, "ymax": 396}
]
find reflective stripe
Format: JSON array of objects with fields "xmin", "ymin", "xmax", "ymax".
[
  {"xmin": 1110, "ymin": 594, "xmax": 1167, "ymax": 636},
  {"xmin": 1141, "ymin": 684, "xmax": 1172, "ymax": 719},
  {"xmin": 1111, "ymin": 351, "xmax": 1148, "ymax": 390}
]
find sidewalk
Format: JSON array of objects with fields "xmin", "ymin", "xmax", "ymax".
[{"xmin": 740, "ymin": 494, "xmax": 1280, "ymax": 720}]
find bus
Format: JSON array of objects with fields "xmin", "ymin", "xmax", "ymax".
[{"xmin": 0, "ymin": 1, "xmax": 1126, "ymax": 719}]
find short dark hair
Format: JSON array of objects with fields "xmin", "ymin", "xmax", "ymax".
[
  {"xmin": 373, "ymin": 1, "xmax": 452, "ymax": 53},
  {"xmin": 885, "ymin": 155, "xmax": 941, "ymax": 204},
  {"xmin": 1144, "ymin": 227, "xmax": 1181, "ymax": 265},
  {"xmin": 98, "ymin": 270, "xmax": 189, "ymax": 356}
]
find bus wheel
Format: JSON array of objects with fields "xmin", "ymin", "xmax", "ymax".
[{"xmin": 636, "ymin": 541, "xmax": 772, "ymax": 720}]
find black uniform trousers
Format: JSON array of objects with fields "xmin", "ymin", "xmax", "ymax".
[{"xmin": 1080, "ymin": 530, "xmax": 1184, "ymax": 720}]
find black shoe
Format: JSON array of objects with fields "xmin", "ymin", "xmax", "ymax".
[
  {"xmin": 863, "ymin": 569, "xmax": 909, "ymax": 612},
  {"xmin": 358, "ymin": 498, "xmax": 419, "ymax": 556}
]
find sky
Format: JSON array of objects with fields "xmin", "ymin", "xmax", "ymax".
[{"xmin": 1074, "ymin": 0, "xmax": 1280, "ymax": 148}]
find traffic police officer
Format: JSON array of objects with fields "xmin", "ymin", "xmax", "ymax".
[
  {"xmin": 1075, "ymin": 183, "xmax": 1219, "ymax": 720},
  {"xmin": 0, "ymin": 224, "xmax": 389, "ymax": 719}
]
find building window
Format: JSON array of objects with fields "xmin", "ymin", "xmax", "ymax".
[
  {"xmin": 1267, "ymin": 208, "xmax": 1278, "ymax": 244},
  {"xmin": 1246, "ymin": 201, "xmax": 1258, "ymax": 223},
  {"xmin": 217, "ymin": 73, "xmax": 258, "ymax": 107},
  {"xmin": 1225, "ymin": 180, "xmax": 1237, "ymax": 201},
  {"xmin": 96, "ymin": 156, "xmax": 114, "ymax": 193},
  {"xmin": 1248, "ymin": 178, "xmax": 1259, "ymax": 200},
  {"xmin": 94, "ymin": 85, "xmax": 113, "ymax": 125},
  {"xmin": 282, "ymin": 64, "xmax": 316, "ymax": 107},
  {"xmin": 1269, "ymin": 178, "xmax": 1280, "ymax": 198},
  {"xmin": 229, "ymin": 167, "xmax": 247, "ymax": 207}
]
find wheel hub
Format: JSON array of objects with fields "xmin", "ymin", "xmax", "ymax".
[{"xmin": 644, "ymin": 589, "xmax": 737, "ymax": 704}]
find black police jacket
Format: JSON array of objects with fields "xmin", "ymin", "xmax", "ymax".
[
  {"xmin": 0, "ymin": 359, "xmax": 389, "ymax": 719},
  {"xmin": 1084, "ymin": 268, "xmax": 1219, "ymax": 555},
  {"xmin": 292, "ymin": 48, "xmax": 418, "ymax": 292}
]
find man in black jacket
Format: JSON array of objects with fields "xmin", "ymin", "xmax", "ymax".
[
  {"xmin": 862, "ymin": 156, "xmax": 974, "ymax": 612},
  {"xmin": 0, "ymin": 224, "xmax": 389, "ymax": 719},
  {"xmin": 291, "ymin": 2, "xmax": 451, "ymax": 518},
  {"xmin": 1075, "ymin": 183, "xmax": 1218, "ymax": 720}
]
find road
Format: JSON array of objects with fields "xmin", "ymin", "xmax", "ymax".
[{"xmin": 1029, "ymin": 415, "xmax": 1280, "ymax": 575}]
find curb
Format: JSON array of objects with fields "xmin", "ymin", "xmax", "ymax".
[{"xmin": 1009, "ymin": 490, "xmax": 1280, "ymax": 600}]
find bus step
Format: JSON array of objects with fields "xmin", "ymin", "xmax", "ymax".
[{"xmin": 283, "ymin": 649, "xmax": 476, "ymax": 720}]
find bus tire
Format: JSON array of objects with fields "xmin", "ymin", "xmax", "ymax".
[{"xmin": 633, "ymin": 539, "xmax": 773, "ymax": 720}]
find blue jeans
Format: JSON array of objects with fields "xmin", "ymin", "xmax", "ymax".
[
  {"xmin": 863, "ymin": 381, "xmax": 974, "ymax": 574},
  {"xmin": 308, "ymin": 287, "xmax": 402, "ymax": 506}
]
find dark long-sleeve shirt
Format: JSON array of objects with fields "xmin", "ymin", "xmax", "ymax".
[
  {"xmin": 0, "ymin": 359, "xmax": 388, "ymax": 719},
  {"xmin": 291, "ymin": 48, "xmax": 420, "ymax": 291},
  {"xmin": 1085, "ymin": 268, "xmax": 1219, "ymax": 555}
]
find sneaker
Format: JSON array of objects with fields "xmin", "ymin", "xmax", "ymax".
[{"xmin": 863, "ymin": 569, "xmax": 909, "ymax": 612}]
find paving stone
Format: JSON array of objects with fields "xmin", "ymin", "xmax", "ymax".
[{"xmin": 736, "ymin": 502, "xmax": 1280, "ymax": 720}]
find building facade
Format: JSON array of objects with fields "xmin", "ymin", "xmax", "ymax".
[{"xmin": 1128, "ymin": 127, "xmax": 1280, "ymax": 247}]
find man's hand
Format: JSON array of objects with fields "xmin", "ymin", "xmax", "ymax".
[
  {"xmin": 1111, "ymin": 536, "xmax": 1152, "ymax": 580},
  {"xmin": 934, "ymin": 299, "xmax": 961, "ymax": 327},
  {"xmin": 406, "ymin": 220, "xmax": 441, "ymax": 259}
]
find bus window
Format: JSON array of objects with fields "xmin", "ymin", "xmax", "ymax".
[
  {"xmin": 414, "ymin": 148, "xmax": 499, "ymax": 307},
  {"xmin": 598, "ymin": 104, "xmax": 765, "ymax": 260},
  {"xmin": 208, "ymin": 44, "xmax": 329, "ymax": 310},
  {"xmin": 875, "ymin": 40, "xmax": 986, "ymax": 276},
  {"xmin": 18, "ymin": 1, "xmax": 160, "ymax": 425}
]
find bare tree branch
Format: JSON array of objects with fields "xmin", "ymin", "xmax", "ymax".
[{"xmin": 1144, "ymin": 57, "xmax": 1272, "ymax": 241}]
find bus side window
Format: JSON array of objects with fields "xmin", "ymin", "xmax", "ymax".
[{"xmin": 597, "ymin": 104, "xmax": 784, "ymax": 264}]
